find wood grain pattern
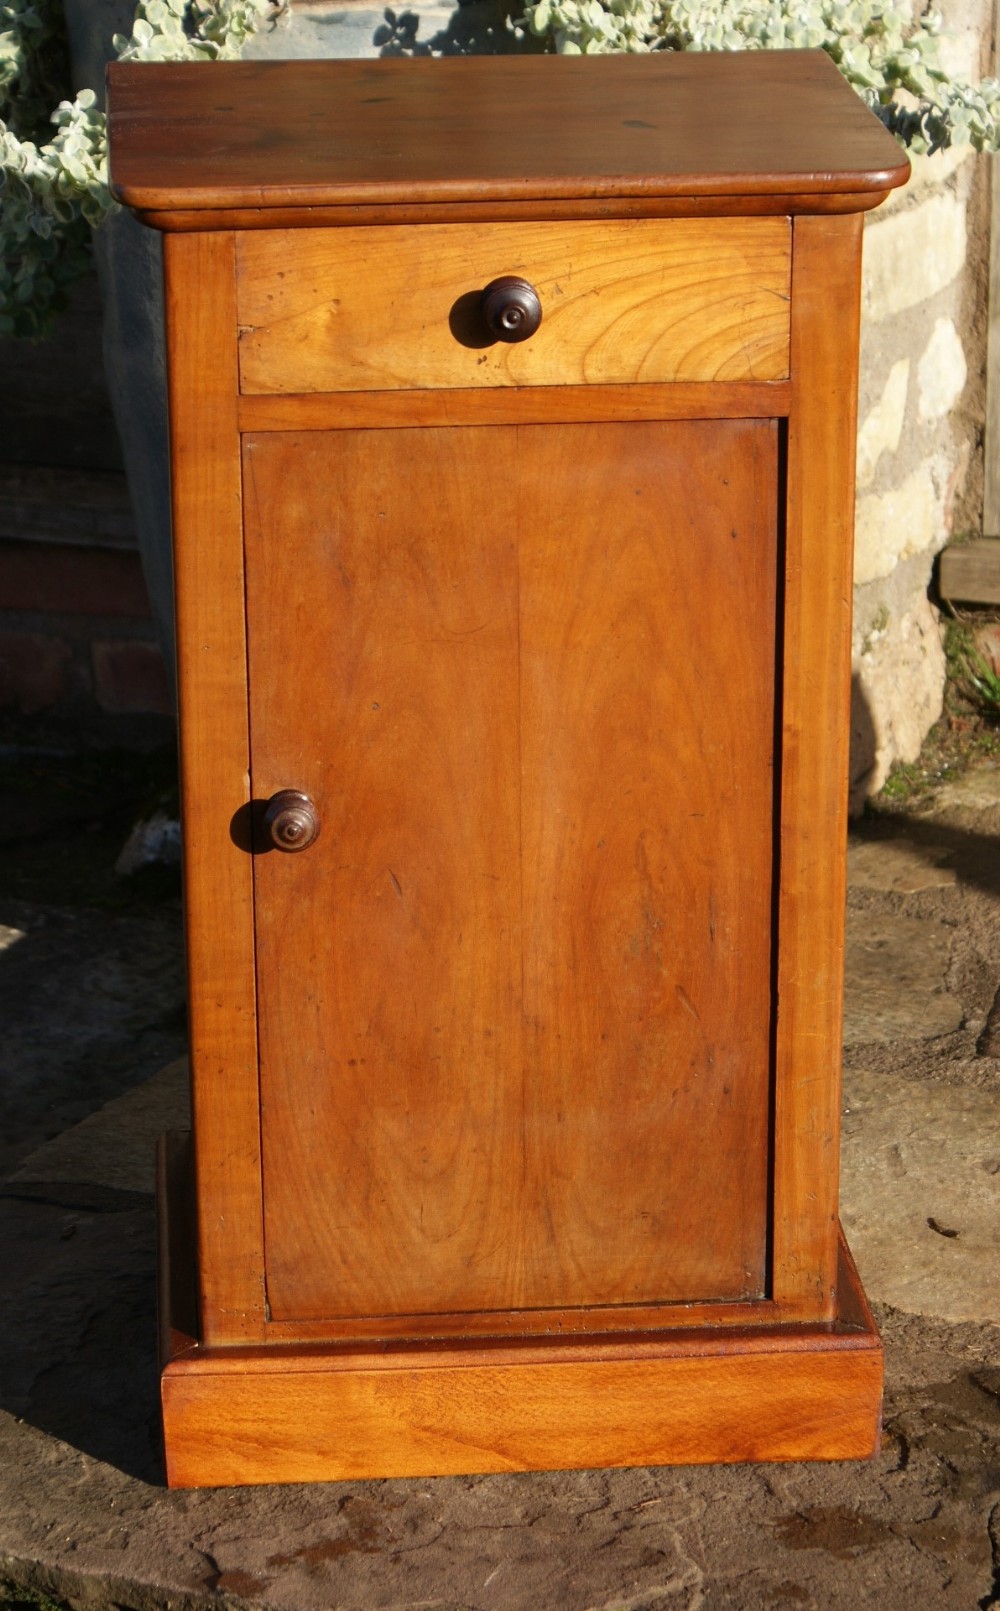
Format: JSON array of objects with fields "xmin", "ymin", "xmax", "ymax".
[
  {"xmin": 164, "ymin": 230, "xmax": 265, "ymax": 1344},
  {"xmin": 771, "ymin": 213, "xmax": 864, "ymax": 1321},
  {"xmin": 237, "ymin": 220, "xmax": 790, "ymax": 394},
  {"xmin": 515, "ymin": 419, "xmax": 777, "ymax": 1310},
  {"xmin": 162, "ymin": 1344, "xmax": 882, "ymax": 1485},
  {"xmin": 244, "ymin": 419, "xmax": 776, "ymax": 1322},
  {"xmin": 158, "ymin": 1183, "xmax": 881, "ymax": 1488},
  {"xmin": 139, "ymin": 51, "xmax": 894, "ymax": 1482},
  {"xmin": 937, "ymin": 537, "xmax": 1000, "ymax": 605},
  {"xmin": 126, "ymin": 193, "xmax": 900, "ymax": 234},
  {"xmin": 237, "ymin": 381, "xmax": 793, "ymax": 434},
  {"xmin": 107, "ymin": 53, "xmax": 908, "ymax": 223},
  {"xmin": 244, "ymin": 428, "xmax": 523, "ymax": 1321},
  {"xmin": 261, "ymin": 1297, "xmax": 783, "ymax": 1345}
]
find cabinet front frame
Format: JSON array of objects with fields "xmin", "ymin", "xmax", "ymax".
[{"xmin": 164, "ymin": 211, "xmax": 861, "ymax": 1348}]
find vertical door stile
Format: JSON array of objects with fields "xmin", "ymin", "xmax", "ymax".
[
  {"xmin": 239, "ymin": 431, "xmax": 272, "ymax": 1325},
  {"xmin": 514, "ymin": 418, "xmax": 528, "ymax": 1298},
  {"xmin": 165, "ymin": 231, "xmax": 266, "ymax": 1344},
  {"xmin": 772, "ymin": 213, "xmax": 865, "ymax": 1321},
  {"xmin": 767, "ymin": 408, "xmax": 791, "ymax": 1308}
]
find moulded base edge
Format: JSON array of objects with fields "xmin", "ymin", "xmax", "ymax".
[{"xmin": 157, "ymin": 1132, "xmax": 884, "ymax": 1488}]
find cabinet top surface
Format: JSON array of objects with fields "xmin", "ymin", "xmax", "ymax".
[{"xmin": 107, "ymin": 51, "xmax": 908, "ymax": 225}]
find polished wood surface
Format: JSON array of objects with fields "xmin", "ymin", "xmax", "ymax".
[
  {"xmin": 159, "ymin": 1153, "xmax": 882, "ymax": 1487},
  {"xmin": 516, "ymin": 419, "xmax": 776, "ymax": 1310},
  {"xmin": 772, "ymin": 214, "xmax": 864, "ymax": 1320},
  {"xmin": 261, "ymin": 1296, "xmax": 783, "ymax": 1346},
  {"xmin": 244, "ymin": 420, "xmax": 776, "ymax": 1322},
  {"xmin": 163, "ymin": 231, "xmax": 265, "ymax": 1344},
  {"xmin": 112, "ymin": 50, "xmax": 897, "ymax": 1483},
  {"xmin": 236, "ymin": 380, "xmax": 793, "ymax": 433},
  {"xmin": 236, "ymin": 220, "xmax": 790, "ymax": 393},
  {"xmin": 245, "ymin": 424, "xmax": 522, "ymax": 1321},
  {"xmin": 133, "ymin": 194, "xmax": 905, "ymax": 232},
  {"xmin": 163, "ymin": 1343, "xmax": 883, "ymax": 1486},
  {"xmin": 108, "ymin": 52, "xmax": 908, "ymax": 225}
]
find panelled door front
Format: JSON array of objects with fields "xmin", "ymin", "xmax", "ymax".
[{"xmin": 242, "ymin": 418, "xmax": 779, "ymax": 1325}]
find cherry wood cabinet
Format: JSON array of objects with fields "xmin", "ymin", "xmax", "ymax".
[
  {"xmin": 108, "ymin": 50, "xmax": 909, "ymax": 1488},
  {"xmin": 246, "ymin": 418, "xmax": 777, "ymax": 1326}
]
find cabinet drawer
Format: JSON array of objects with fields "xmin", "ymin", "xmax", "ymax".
[{"xmin": 236, "ymin": 219, "xmax": 790, "ymax": 395}]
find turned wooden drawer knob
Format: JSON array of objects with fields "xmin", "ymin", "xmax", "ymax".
[
  {"xmin": 481, "ymin": 276, "xmax": 542, "ymax": 342},
  {"xmin": 263, "ymin": 789, "xmax": 320, "ymax": 852}
]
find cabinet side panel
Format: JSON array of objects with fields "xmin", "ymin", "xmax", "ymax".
[
  {"xmin": 773, "ymin": 213, "xmax": 863, "ymax": 1320},
  {"xmin": 164, "ymin": 230, "xmax": 265, "ymax": 1343}
]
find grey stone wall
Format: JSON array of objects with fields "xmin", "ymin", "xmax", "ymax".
[{"xmin": 851, "ymin": 0, "xmax": 993, "ymax": 808}]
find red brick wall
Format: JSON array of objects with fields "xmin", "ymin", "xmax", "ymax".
[{"xmin": 0, "ymin": 468, "xmax": 172, "ymax": 723}]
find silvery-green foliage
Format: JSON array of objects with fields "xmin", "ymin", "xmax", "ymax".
[
  {"xmin": 521, "ymin": 0, "xmax": 1000, "ymax": 154},
  {"xmin": 114, "ymin": 0, "xmax": 275, "ymax": 62},
  {"xmin": 6, "ymin": 0, "xmax": 1000, "ymax": 339},
  {"xmin": 1, "ymin": 87, "xmax": 108, "ymax": 335},
  {"xmin": 1, "ymin": 0, "xmax": 274, "ymax": 336}
]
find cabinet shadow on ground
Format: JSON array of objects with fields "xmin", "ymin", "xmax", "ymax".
[
  {"xmin": 0, "ymin": 1179, "xmax": 164, "ymax": 1484},
  {"xmin": 851, "ymin": 670, "xmax": 1000, "ymax": 897}
]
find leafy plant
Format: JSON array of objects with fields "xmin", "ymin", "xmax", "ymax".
[
  {"xmin": 961, "ymin": 642, "xmax": 1000, "ymax": 715},
  {"xmin": 942, "ymin": 618, "xmax": 1000, "ymax": 716},
  {"xmin": 520, "ymin": 0, "xmax": 1000, "ymax": 154},
  {"xmin": 0, "ymin": 1582, "xmax": 74, "ymax": 1611},
  {"xmin": 4, "ymin": 0, "xmax": 1000, "ymax": 339},
  {"xmin": 878, "ymin": 758, "xmax": 924, "ymax": 801},
  {"xmin": 1, "ymin": 0, "xmax": 276, "ymax": 336}
]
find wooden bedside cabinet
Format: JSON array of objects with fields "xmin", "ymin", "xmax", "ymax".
[{"xmin": 107, "ymin": 51, "xmax": 909, "ymax": 1488}]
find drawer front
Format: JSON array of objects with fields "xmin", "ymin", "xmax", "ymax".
[{"xmin": 236, "ymin": 219, "xmax": 790, "ymax": 395}]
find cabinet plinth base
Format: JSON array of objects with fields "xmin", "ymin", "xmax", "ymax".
[{"xmin": 158, "ymin": 1134, "xmax": 883, "ymax": 1488}]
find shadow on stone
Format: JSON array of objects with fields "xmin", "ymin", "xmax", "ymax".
[
  {"xmin": 852, "ymin": 809, "xmax": 1000, "ymax": 900},
  {"xmin": 850, "ymin": 669, "xmax": 881, "ymax": 816},
  {"xmin": 376, "ymin": 0, "xmax": 539, "ymax": 56},
  {"xmin": 850, "ymin": 667, "xmax": 1000, "ymax": 901},
  {"xmin": 0, "ymin": 1183, "xmax": 164, "ymax": 1486}
]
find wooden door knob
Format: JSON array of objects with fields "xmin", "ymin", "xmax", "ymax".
[
  {"xmin": 481, "ymin": 276, "xmax": 542, "ymax": 342},
  {"xmin": 263, "ymin": 789, "xmax": 320, "ymax": 852}
]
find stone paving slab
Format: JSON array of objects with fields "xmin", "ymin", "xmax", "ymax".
[
  {"xmin": 841, "ymin": 1067, "xmax": 1000, "ymax": 1322},
  {"xmin": 843, "ymin": 911, "xmax": 964, "ymax": 1044},
  {"xmin": 846, "ymin": 836, "xmax": 957, "ymax": 894},
  {"xmin": 0, "ymin": 897, "xmax": 185, "ymax": 1179},
  {"xmin": 2, "ymin": 1050, "xmax": 998, "ymax": 1610},
  {"xmin": 10, "ymin": 1057, "xmax": 189, "ymax": 1196},
  {"xmin": 12, "ymin": 1054, "xmax": 998, "ymax": 1334},
  {"xmin": 1, "ymin": 1184, "xmax": 998, "ymax": 1611},
  {"xmin": 5, "ymin": 763, "xmax": 1000, "ymax": 1610},
  {"xmin": 925, "ymin": 762, "xmax": 1000, "ymax": 815}
]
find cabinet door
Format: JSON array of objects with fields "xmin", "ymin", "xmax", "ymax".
[{"xmin": 243, "ymin": 419, "xmax": 778, "ymax": 1323}]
